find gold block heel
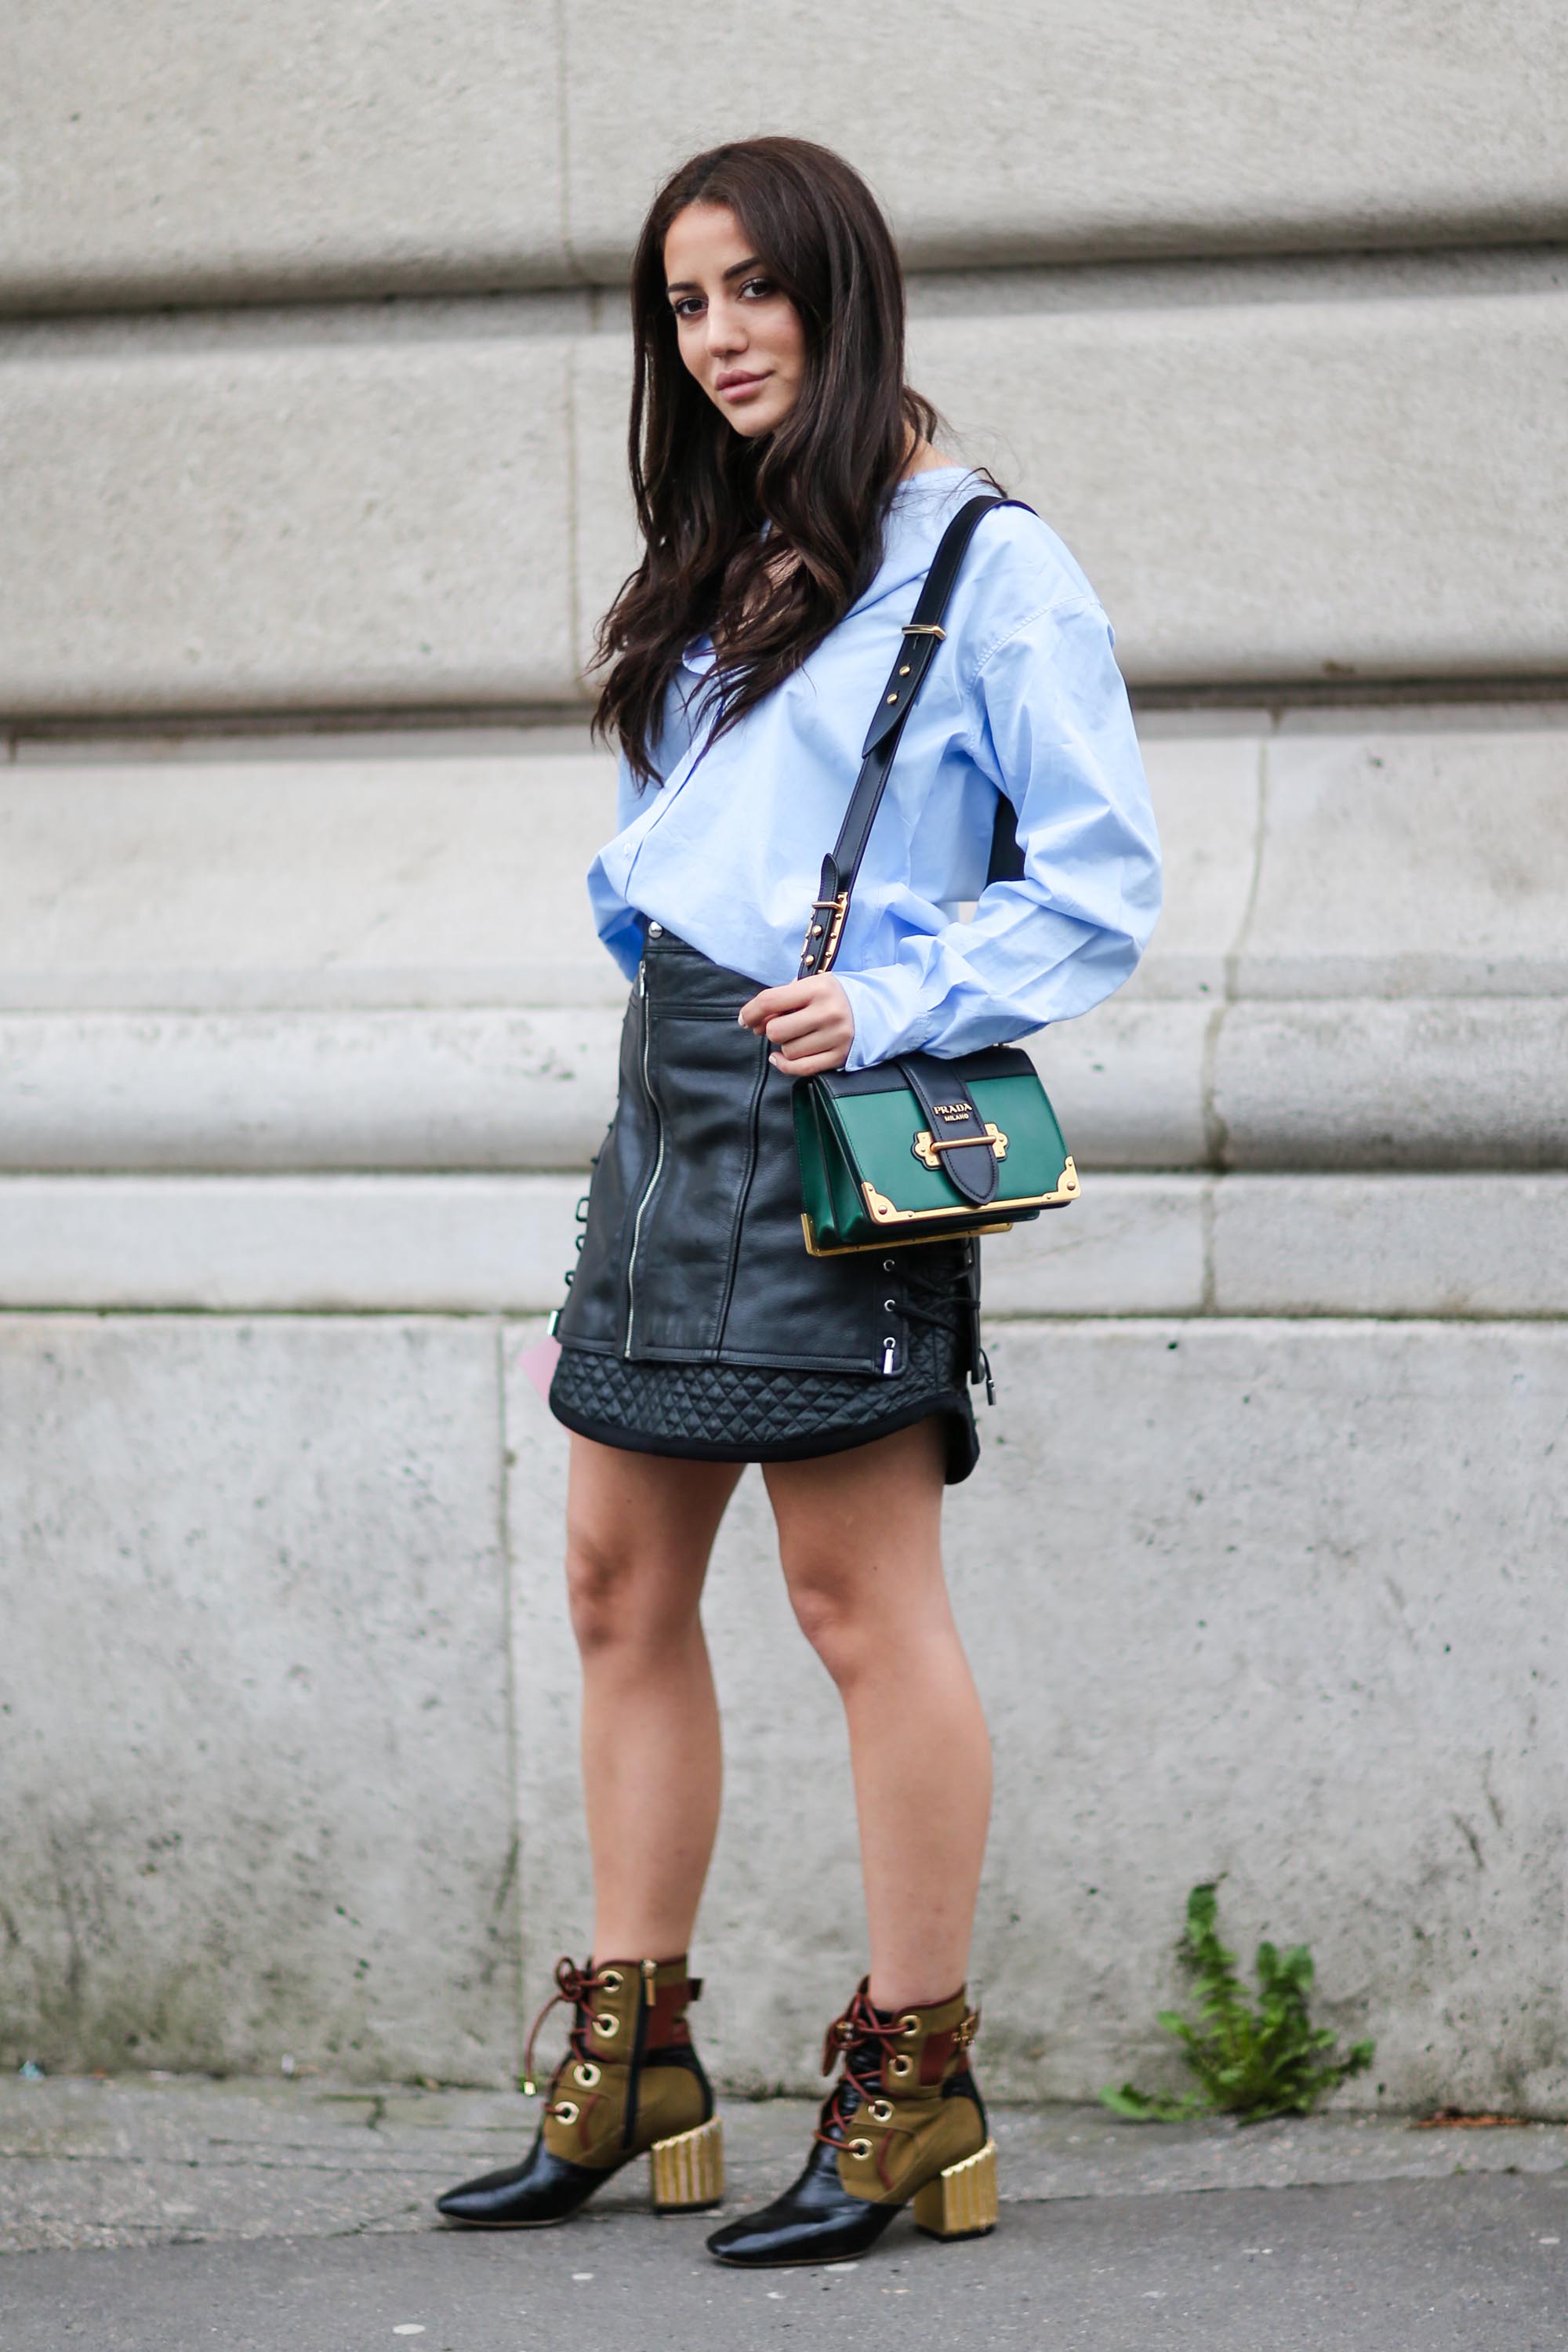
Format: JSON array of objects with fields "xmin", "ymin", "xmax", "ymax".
[
  {"xmin": 911, "ymin": 2138, "xmax": 999, "ymax": 2239},
  {"xmin": 649, "ymin": 2114, "xmax": 725, "ymax": 2212}
]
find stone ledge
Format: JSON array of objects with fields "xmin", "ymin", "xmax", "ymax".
[
  {"xmin": 6, "ymin": 996, "xmax": 1565, "ymax": 1176},
  {"xmin": 4, "ymin": 277, "xmax": 1565, "ymax": 714},
  {"xmin": 4, "ymin": 1173, "xmax": 1566, "ymax": 1318},
  {"xmin": 9, "ymin": 5, "xmax": 1565, "ymax": 308}
]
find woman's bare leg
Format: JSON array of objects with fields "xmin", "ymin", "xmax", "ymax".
[
  {"xmin": 564, "ymin": 1433, "xmax": 743, "ymax": 1959},
  {"xmin": 763, "ymin": 1421, "xmax": 991, "ymax": 2011}
]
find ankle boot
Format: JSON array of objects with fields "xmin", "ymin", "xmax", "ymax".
[
  {"xmin": 436, "ymin": 1955, "xmax": 724, "ymax": 2227},
  {"xmin": 706, "ymin": 1977, "xmax": 996, "ymax": 2267}
]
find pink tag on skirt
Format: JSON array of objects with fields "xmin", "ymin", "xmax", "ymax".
[{"xmin": 517, "ymin": 1333, "xmax": 561, "ymax": 1401}]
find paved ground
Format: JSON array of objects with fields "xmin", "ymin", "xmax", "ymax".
[{"xmin": 3, "ymin": 2074, "xmax": 1566, "ymax": 2348}]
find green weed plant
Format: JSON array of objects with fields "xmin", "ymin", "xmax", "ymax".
[{"xmin": 1102, "ymin": 1881, "xmax": 1374, "ymax": 2125}]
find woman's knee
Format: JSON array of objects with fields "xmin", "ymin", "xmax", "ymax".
[
  {"xmin": 564, "ymin": 1520, "xmax": 700, "ymax": 1660},
  {"xmin": 781, "ymin": 1527, "xmax": 954, "ymax": 1688},
  {"xmin": 780, "ymin": 1550, "xmax": 880, "ymax": 1686}
]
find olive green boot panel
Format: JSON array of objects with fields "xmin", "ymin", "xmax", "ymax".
[
  {"xmin": 542, "ymin": 2053, "xmax": 710, "ymax": 2170},
  {"xmin": 836, "ymin": 2082, "xmax": 989, "ymax": 2205},
  {"xmin": 539, "ymin": 1955, "xmax": 707, "ymax": 2172},
  {"xmin": 827, "ymin": 1984, "xmax": 985, "ymax": 2206}
]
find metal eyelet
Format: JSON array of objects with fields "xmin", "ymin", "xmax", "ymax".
[
  {"xmin": 594, "ymin": 2013, "xmax": 620, "ymax": 2038},
  {"xmin": 884, "ymin": 1298, "xmax": 896, "ymax": 1312},
  {"xmin": 600, "ymin": 1970, "xmax": 623, "ymax": 1992},
  {"xmin": 553, "ymin": 2099, "xmax": 579, "ymax": 2124},
  {"xmin": 869, "ymin": 2098, "xmax": 894, "ymax": 2123},
  {"xmin": 898, "ymin": 2015, "xmax": 920, "ymax": 2037},
  {"xmin": 883, "ymin": 1258, "xmax": 895, "ymax": 1271},
  {"xmin": 575, "ymin": 2062, "xmax": 601, "ymax": 2089},
  {"xmin": 888, "ymin": 2054, "xmax": 913, "ymax": 2078},
  {"xmin": 848, "ymin": 2136, "xmax": 873, "ymax": 2160}
]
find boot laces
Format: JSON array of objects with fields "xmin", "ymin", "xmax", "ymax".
[
  {"xmin": 813, "ymin": 1984, "xmax": 920, "ymax": 2157},
  {"xmin": 522, "ymin": 1956, "xmax": 622, "ymax": 2109}
]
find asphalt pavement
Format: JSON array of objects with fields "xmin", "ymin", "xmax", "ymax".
[{"xmin": 3, "ymin": 2074, "xmax": 1566, "ymax": 2350}]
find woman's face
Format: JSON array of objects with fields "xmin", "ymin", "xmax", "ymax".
[{"xmin": 663, "ymin": 201, "xmax": 806, "ymax": 439}]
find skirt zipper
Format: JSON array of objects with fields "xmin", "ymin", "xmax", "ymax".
[{"xmin": 623, "ymin": 956, "xmax": 664, "ymax": 1359}]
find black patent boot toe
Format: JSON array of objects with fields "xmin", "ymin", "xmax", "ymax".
[
  {"xmin": 706, "ymin": 2133, "xmax": 899, "ymax": 2267},
  {"xmin": 437, "ymin": 2135, "xmax": 604, "ymax": 2229},
  {"xmin": 436, "ymin": 1954, "xmax": 723, "ymax": 2230},
  {"xmin": 706, "ymin": 1979, "xmax": 996, "ymax": 2270}
]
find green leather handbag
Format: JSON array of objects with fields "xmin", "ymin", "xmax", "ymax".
[{"xmin": 793, "ymin": 494, "xmax": 1080, "ymax": 1258}]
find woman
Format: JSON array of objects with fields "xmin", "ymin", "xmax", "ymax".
[{"xmin": 437, "ymin": 136, "xmax": 1160, "ymax": 2268}]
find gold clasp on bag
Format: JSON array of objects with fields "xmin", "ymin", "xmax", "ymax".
[{"xmin": 912, "ymin": 1122, "xmax": 1008, "ymax": 1171}]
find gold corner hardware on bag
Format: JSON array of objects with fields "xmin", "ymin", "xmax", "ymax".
[
  {"xmin": 862, "ymin": 1156, "xmax": 1078, "ymax": 1226},
  {"xmin": 912, "ymin": 1122, "xmax": 1009, "ymax": 1171},
  {"xmin": 801, "ymin": 1211, "xmax": 1016, "ymax": 1258}
]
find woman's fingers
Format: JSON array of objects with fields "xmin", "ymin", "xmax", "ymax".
[
  {"xmin": 769, "ymin": 1043, "xmax": 851, "ymax": 1076},
  {"xmin": 738, "ymin": 976, "xmax": 854, "ymax": 1073},
  {"xmin": 738, "ymin": 980, "xmax": 813, "ymax": 1031},
  {"xmin": 758, "ymin": 1002, "xmax": 825, "ymax": 1044}
]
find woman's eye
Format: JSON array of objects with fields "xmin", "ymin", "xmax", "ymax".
[
  {"xmin": 740, "ymin": 277, "xmax": 775, "ymax": 301},
  {"xmin": 671, "ymin": 296, "xmax": 704, "ymax": 320}
]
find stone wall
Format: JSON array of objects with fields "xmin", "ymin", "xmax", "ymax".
[{"xmin": 2, "ymin": 5, "xmax": 1565, "ymax": 2110}]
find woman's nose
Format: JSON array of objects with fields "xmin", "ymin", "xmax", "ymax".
[{"xmin": 706, "ymin": 301, "xmax": 745, "ymax": 357}]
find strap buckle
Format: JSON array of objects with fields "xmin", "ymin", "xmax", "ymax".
[
  {"xmin": 900, "ymin": 622, "xmax": 946, "ymax": 638},
  {"xmin": 800, "ymin": 890, "xmax": 849, "ymax": 974}
]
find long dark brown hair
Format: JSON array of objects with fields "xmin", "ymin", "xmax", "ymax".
[{"xmin": 591, "ymin": 136, "xmax": 943, "ymax": 786}]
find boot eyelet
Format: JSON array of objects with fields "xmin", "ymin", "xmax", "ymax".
[
  {"xmin": 594, "ymin": 2012, "xmax": 621, "ymax": 2037},
  {"xmin": 848, "ymin": 2137, "xmax": 873, "ymax": 2160},
  {"xmin": 898, "ymin": 2015, "xmax": 920, "ymax": 2037},
  {"xmin": 889, "ymin": 2055, "xmax": 913, "ymax": 2078},
  {"xmin": 553, "ymin": 2099, "xmax": 579, "ymax": 2125},
  {"xmin": 600, "ymin": 1970, "xmax": 623, "ymax": 1992},
  {"xmin": 869, "ymin": 2098, "xmax": 894, "ymax": 2122},
  {"xmin": 575, "ymin": 2063, "xmax": 601, "ymax": 2088}
]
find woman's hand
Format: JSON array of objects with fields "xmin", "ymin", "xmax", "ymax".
[{"xmin": 738, "ymin": 974, "xmax": 855, "ymax": 1076}]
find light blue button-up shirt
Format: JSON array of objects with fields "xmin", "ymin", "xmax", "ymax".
[{"xmin": 586, "ymin": 466, "xmax": 1161, "ymax": 1069}]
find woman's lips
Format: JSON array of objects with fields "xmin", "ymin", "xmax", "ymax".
[{"xmin": 717, "ymin": 372, "xmax": 768, "ymax": 400}]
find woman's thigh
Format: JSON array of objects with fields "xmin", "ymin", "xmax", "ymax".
[
  {"xmin": 564, "ymin": 1432, "xmax": 745, "ymax": 1647},
  {"xmin": 761, "ymin": 1418, "xmax": 949, "ymax": 1650}
]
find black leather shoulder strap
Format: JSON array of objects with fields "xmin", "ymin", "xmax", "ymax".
[{"xmin": 797, "ymin": 492, "xmax": 1033, "ymax": 979}]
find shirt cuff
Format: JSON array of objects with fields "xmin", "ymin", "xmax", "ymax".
[{"xmin": 833, "ymin": 968, "xmax": 936, "ymax": 1071}]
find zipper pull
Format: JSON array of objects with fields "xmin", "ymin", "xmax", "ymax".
[
  {"xmin": 637, "ymin": 958, "xmax": 647, "ymax": 996},
  {"xmin": 880, "ymin": 1336, "xmax": 898, "ymax": 1376}
]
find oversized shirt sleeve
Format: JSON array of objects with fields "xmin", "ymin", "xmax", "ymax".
[
  {"xmin": 833, "ymin": 596, "xmax": 1162, "ymax": 1068},
  {"xmin": 587, "ymin": 744, "xmax": 663, "ymax": 982}
]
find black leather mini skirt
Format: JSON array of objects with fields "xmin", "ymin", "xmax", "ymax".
[{"xmin": 549, "ymin": 928, "xmax": 983, "ymax": 1483}]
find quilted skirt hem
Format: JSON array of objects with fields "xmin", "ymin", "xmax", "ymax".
[{"xmin": 548, "ymin": 1345, "xmax": 981, "ymax": 1486}]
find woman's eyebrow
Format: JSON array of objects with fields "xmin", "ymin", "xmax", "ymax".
[{"xmin": 666, "ymin": 256, "xmax": 766, "ymax": 296}]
